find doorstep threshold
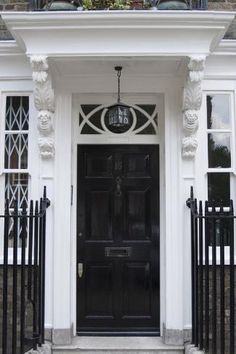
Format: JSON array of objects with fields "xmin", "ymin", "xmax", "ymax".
[{"xmin": 52, "ymin": 336, "xmax": 184, "ymax": 350}]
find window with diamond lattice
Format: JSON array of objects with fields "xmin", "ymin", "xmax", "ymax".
[{"xmin": 4, "ymin": 96, "xmax": 29, "ymax": 211}]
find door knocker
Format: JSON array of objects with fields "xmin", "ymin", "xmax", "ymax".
[{"xmin": 115, "ymin": 176, "xmax": 122, "ymax": 197}]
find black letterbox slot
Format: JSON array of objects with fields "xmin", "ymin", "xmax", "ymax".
[{"xmin": 105, "ymin": 247, "xmax": 132, "ymax": 257}]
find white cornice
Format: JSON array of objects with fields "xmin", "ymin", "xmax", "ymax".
[
  {"xmin": 214, "ymin": 39, "xmax": 236, "ymax": 55},
  {"xmin": 0, "ymin": 40, "xmax": 23, "ymax": 56},
  {"xmin": 1, "ymin": 11, "xmax": 234, "ymax": 58}
]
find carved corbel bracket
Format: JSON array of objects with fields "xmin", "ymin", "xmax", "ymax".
[
  {"xmin": 38, "ymin": 137, "xmax": 55, "ymax": 159},
  {"xmin": 182, "ymin": 56, "xmax": 206, "ymax": 158},
  {"xmin": 30, "ymin": 56, "xmax": 55, "ymax": 159}
]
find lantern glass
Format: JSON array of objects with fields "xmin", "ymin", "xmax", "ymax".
[{"xmin": 108, "ymin": 104, "xmax": 131, "ymax": 133}]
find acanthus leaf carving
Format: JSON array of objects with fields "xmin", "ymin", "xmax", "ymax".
[
  {"xmin": 188, "ymin": 55, "xmax": 205, "ymax": 74},
  {"xmin": 30, "ymin": 55, "xmax": 49, "ymax": 74},
  {"xmin": 182, "ymin": 55, "xmax": 206, "ymax": 159},
  {"xmin": 183, "ymin": 80, "xmax": 202, "ymax": 111},
  {"xmin": 182, "ymin": 136, "xmax": 198, "ymax": 158},
  {"xmin": 189, "ymin": 71, "xmax": 204, "ymax": 83},
  {"xmin": 38, "ymin": 137, "xmax": 55, "ymax": 159},
  {"xmin": 30, "ymin": 55, "xmax": 55, "ymax": 159},
  {"xmin": 34, "ymin": 81, "xmax": 55, "ymax": 112},
  {"xmin": 32, "ymin": 71, "xmax": 48, "ymax": 83}
]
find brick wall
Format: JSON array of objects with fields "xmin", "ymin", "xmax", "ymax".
[
  {"xmin": 199, "ymin": 266, "xmax": 236, "ymax": 354},
  {"xmin": 0, "ymin": 0, "xmax": 29, "ymax": 11},
  {"xmin": 0, "ymin": 266, "xmax": 34, "ymax": 354},
  {"xmin": 208, "ymin": 0, "xmax": 236, "ymax": 10}
]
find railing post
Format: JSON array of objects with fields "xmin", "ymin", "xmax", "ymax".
[
  {"xmin": 212, "ymin": 202, "xmax": 217, "ymax": 354},
  {"xmin": 204, "ymin": 201, "xmax": 210, "ymax": 352},
  {"xmin": 198, "ymin": 201, "xmax": 204, "ymax": 350},
  {"xmin": 219, "ymin": 202, "xmax": 225, "ymax": 354},
  {"xmin": 194, "ymin": 199, "xmax": 199, "ymax": 347},
  {"xmin": 41, "ymin": 193, "xmax": 47, "ymax": 345},
  {"xmin": 189, "ymin": 193, "xmax": 196, "ymax": 345},
  {"xmin": 20, "ymin": 202, "xmax": 27, "ymax": 354},
  {"xmin": 38, "ymin": 199, "xmax": 42, "ymax": 346},
  {"xmin": 229, "ymin": 200, "xmax": 235, "ymax": 354},
  {"xmin": 28, "ymin": 200, "xmax": 34, "ymax": 302},
  {"xmin": 12, "ymin": 200, "xmax": 19, "ymax": 354},
  {"xmin": 33, "ymin": 201, "xmax": 39, "ymax": 349},
  {"xmin": 2, "ymin": 200, "xmax": 9, "ymax": 354}
]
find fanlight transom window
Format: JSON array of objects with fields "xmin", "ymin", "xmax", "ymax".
[{"xmin": 78, "ymin": 104, "xmax": 158, "ymax": 135}]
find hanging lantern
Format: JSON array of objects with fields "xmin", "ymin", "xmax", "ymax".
[{"xmin": 107, "ymin": 66, "xmax": 131, "ymax": 133}]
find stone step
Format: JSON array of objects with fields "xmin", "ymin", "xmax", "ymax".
[{"xmin": 52, "ymin": 336, "xmax": 184, "ymax": 354}]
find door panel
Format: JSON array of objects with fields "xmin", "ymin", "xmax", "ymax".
[
  {"xmin": 122, "ymin": 262, "xmax": 152, "ymax": 317},
  {"xmin": 77, "ymin": 145, "xmax": 159, "ymax": 334},
  {"xmin": 85, "ymin": 152, "xmax": 113, "ymax": 177},
  {"xmin": 85, "ymin": 263, "xmax": 114, "ymax": 318},
  {"xmin": 125, "ymin": 188, "xmax": 151, "ymax": 241},
  {"xmin": 123, "ymin": 153, "xmax": 151, "ymax": 177},
  {"xmin": 86, "ymin": 190, "xmax": 113, "ymax": 241}
]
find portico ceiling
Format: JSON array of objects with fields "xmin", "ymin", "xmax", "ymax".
[
  {"xmin": 51, "ymin": 56, "xmax": 185, "ymax": 78},
  {"xmin": 48, "ymin": 56, "xmax": 187, "ymax": 91}
]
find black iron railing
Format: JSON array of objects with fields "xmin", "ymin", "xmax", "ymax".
[
  {"xmin": 187, "ymin": 187, "xmax": 235, "ymax": 354},
  {"xmin": 28, "ymin": 0, "xmax": 208, "ymax": 11},
  {"xmin": 0, "ymin": 187, "xmax": 50, "ymax": 354}
]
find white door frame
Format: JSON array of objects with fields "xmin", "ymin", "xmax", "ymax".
[{"xmin": 70, "ymin": 92, "xmax": 165, "ymax": 336}]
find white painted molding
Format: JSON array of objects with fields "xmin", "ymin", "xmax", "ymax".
[
  {"xmin": 38, "ymin": 137, "xmax": 55, "ymax": 159},
  {"xmin": 214, "ymin": 40, "xmax": 236, "ymax": 55},
  {"xmin": 0, "ymin": 41, "xmax": 23, "ymax": 56},
  {"xmin": 182, "ymin": 56, "xmax": 206, "ymax": 158},
  {"xmin": 1, "ymin": 12, "xmax": 234, "ymax": 57},
  {"xmin": 30, "ymin": 56, "xmax": 55, "ymax": 158}
]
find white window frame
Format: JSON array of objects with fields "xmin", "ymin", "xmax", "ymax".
[
  {"xmin": 0, "ymin": 91, "xmax": 38, "ymax": 263},
  {"xmin": 202, "ymin": 90, "xmax": 236, "ymax": 265},
  {"xmin": 72, "ymin": 93, "xmax": 163, "ymax": 145}
]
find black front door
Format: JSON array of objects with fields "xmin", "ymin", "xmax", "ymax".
[{"xmin": 77, "ymin": 145, "xmax": 160, "ymax": 334}]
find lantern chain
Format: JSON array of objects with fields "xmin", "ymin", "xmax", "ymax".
[{"xmin": 115, "ymin": 66, "xmax": 122, "ymax": 103}]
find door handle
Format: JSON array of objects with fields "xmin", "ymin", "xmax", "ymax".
[{"xmin": 78, "ymin": 263, "xmax": 83, "ymax": 278}]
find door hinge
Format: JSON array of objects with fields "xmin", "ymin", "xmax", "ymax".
[
  {"xmin": 78, "ymin": 263, "xmax": 83, "ymax": 278},
  {"xmin": 71, "ymin": 185, "xmax": 73, "ymax": 206}
]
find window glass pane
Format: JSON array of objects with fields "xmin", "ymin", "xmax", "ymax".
[
  {"xmin": 208, "ymin": 172, "xmax": 230, "ymax": 204},
  {"xmin": 4, "ymin": 133, "xmax": 28, "ymax": 169},
  {"xmin": 5, "ymin": 96, "xmax": 29, "ymax": 131},
  {"xmin": 5, "ymin": 173, "xmax": 28, "ymax": 209},
  {"xmin": 207, "ymin": 95, "xmax": 230, "ymax": 129},
  {"xmin": 208, "ymin": 133, "xmax": 231, "ymax": 168},
  {"xmin": 208, "ymin": 218, "xmax": 230, "ymax": 247}
]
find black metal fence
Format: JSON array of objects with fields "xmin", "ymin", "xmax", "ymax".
[
  {"xmin": 0, "ymin": 187, "xmax": 50, "ymax": 354},
  {"xmin": 28, "ymin": 0, "xmax": 208, "ymax": 11},
  {"xmin": 189, "ymin": 0, "xmax": 208, "ymax": 9},
  {"xmin": 187, "ymin": 187, "xmax": 235, "ymax": 354}
]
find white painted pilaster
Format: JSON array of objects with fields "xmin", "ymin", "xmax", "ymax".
[
  {"xmin": 164, "ymin": 87, "xmax": 184, "ymax": 344},
  {"xmin": 53, "ymin": 93, "xmax": 72, "ymax": 344}
]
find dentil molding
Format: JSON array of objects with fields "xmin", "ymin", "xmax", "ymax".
[
  {"xmin": 30, "ymin": 55, "xmax": 55, "ymax": 159},
  {"xmin": 182, "ymin": 55, "xmax": 206, "ymax": 158}
]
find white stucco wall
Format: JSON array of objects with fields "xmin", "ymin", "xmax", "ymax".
[{"xmin": 0, "ymin": 11, "xmax": 236, "ymax": 345}]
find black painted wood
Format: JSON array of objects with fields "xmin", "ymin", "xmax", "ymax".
[{"xmin": 77, "ymin": 145, "xmax": 160, "ymax": 334}]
